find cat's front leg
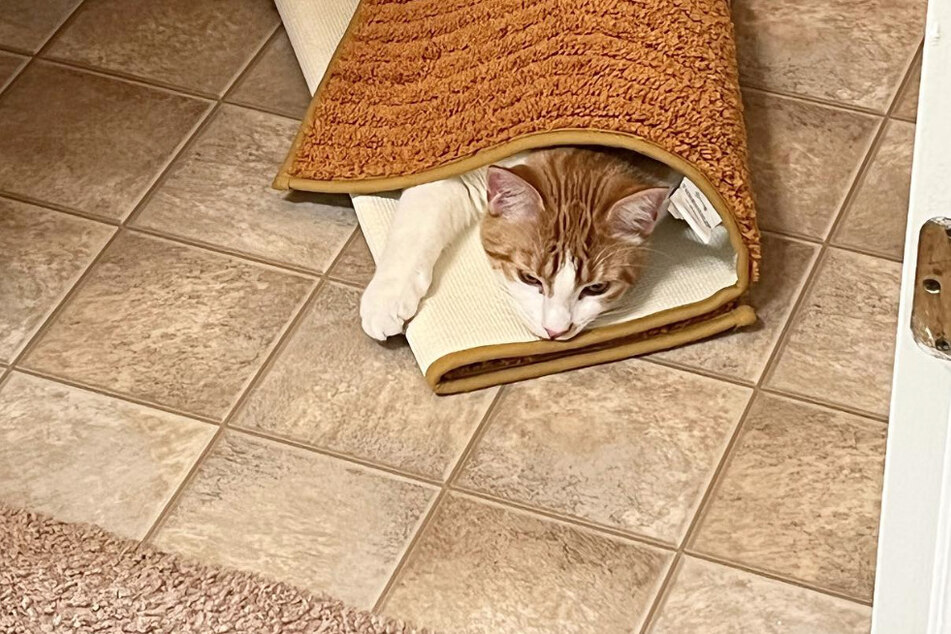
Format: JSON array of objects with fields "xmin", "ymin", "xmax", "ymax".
[{"xmin": 360, "ymin": 178, "xmax": 480, "ymax": 340}]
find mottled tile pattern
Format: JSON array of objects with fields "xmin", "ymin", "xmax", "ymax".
[
  {"xmin": 0, "ymin": 0, "xmax": 909, "ymax": 619},
  {"xmin": 0, "ymin": 198, "xmax": 113, "ymax": 362},
  {"xmin": 154, "ymin": 432, "xmax": 435, "ymax": 608},
  {"xmin": 229, "ymin": 29, "xmax": 311, "ymax": 119},
  {"xmin": 328, "ymin": 231, "xmax": 376, "ymax": 287},
  {"xmin": 457, "ymin": 361, "xmax": 750, "ymax": 543},
  {"xmin": 0, "ymin": 63, "xmax": 209, "ymax": 220},
  {"xmin": 768, "ymin": 249, "xmax": 900, "ymax": 416},
  {"xmin": 385, "ymin": 494, "xmax": 671, "ymax": 633},
  {"xmin": 733, "ymin": 0, "xmax": 925, "ymax": 111},
  {"xmin": 649, "ymin": 557, "xmax": 871, "ymax": 634},
  {"xmin": 0, "ymin": 0, "xmax": 79, "ymax": 52},
  {"xmin": 894, "ymin": 55, "xmax": 921, "ymax": 121},
  {"xmin": 23, "ymin": 233, "xmax": 313, "ymax": 419},
  {"xmin": 655, "ymin": 235, "xmax": 818, "ymax": 382},
  {"xmin": 0, "ymin": 51, "xmax": 26, "ymax": 90},
  {"xmin": 0, "ymin": 371, "xmax": 213, "ymax": 539},
  {"xmin": 232, "ymin": 283, "xmax": 496, "ymax": 479},
  {"xmin": 692, "ymin": 395, "xmax": 886, "ymax": 599},
  {"xmin": 834, "ymin": 121, "xmax": 915, "ymax": 260},
  {"xmin": 743, "ymin": 91, "xmax": 879, "ymax": 239},
  {"xmin": 46, "ymin": 0, "xmax": 280, "ymax": 95},
  {"xmin": 133, "ymin": 105, "xmax": 356, "ymax": 271}
]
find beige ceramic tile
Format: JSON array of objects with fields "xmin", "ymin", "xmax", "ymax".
[
  {"xmin": 0, "ymin": 198, "xmax": 113, "ymax": 362},
  {"xmin": 894, "ymin": 55, "xmax": 921, "ymax": 121},
  {"xmin": 0, "ymin": 0, "xmax": 79, "ymax": 52},
  {"xmin": 46, "ymin": 0, "xmax": 280, "ymax": 95},
  {"xmin": 133, "ymin": 105, "xmax": 356, "ymax": 271},
  {"xmin": 0, "ymin": 371, "xmax": 214, "ymax": 539},
  {"xmin": 768, "ymin": 248, "xmax": 900, "ymax": 416},
  {"xmin": 834, "ymin": 121, "xmax": 915, "ymax": 260},
  {"xmin": 0, "ymin": 63, "xmax": 209, "ymax": 220},
  {"xmin": 649, "ymin": 557, "xmax": 871, "ymax": 634},
  {"xmin": 457, "ymin": 361, "xmax": 750, "ymax": 543},
  {"xmin": 0, "ymin": 51, "xmax": 26, "ymax": 90},
  {"xmin": 23, "ymin": 232, "xmax": 313, "ymax": 420},
  {"xmin": 328, "ymin": 231, "xmax": 376, "ymax": 287},
  {"xmin": 655, "ymin": 235, "xmax": 818, "ymax": 382},
  {"xmin": 229, "ymin": 29, "xmax": 311, "ymax": 119},
  {"xmin": 743, "ymin": 91, "xmax": 879, "ymax": 239},
  {"xmin": 154, "ymin": 431, "xmax": 434, "ymax": 608},
  {"xmin": 692, "ymin": 395, "xmax": 886, "ymax": 600},
  {"xmin": 733, "ymin": 0, "xmax": 925, "ymax": 111},
  {"xmin": 232, "ymin": 282, "xmax": 496, "ymax": 479},
  {"xmin": 385, "ymin": 494, "xmax": 672, "ymax": 633}
]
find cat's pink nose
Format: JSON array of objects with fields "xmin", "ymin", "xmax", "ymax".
[{"xmin": 545, "ymin": 326, "xmax": 569, "ymax": 339}]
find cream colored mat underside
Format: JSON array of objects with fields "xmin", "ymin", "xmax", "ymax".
[{"xmin": 277, "ymin": 0, "xmax": 739, "ymax": 375}]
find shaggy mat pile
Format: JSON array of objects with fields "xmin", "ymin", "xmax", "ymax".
[
  {"xmin": 274, "ymin": 0, "xmax": 759, "ymax": 393},
  {"xmin": 0, "ymin": 505, "xmax": 427, "ymax": 633}
]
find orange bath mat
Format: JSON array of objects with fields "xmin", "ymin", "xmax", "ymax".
[{"xmin": 275, "ymin": 0, "xmax": 759, "ymax": 394}]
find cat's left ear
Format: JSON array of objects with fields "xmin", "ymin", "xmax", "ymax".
[{"xmin": 608, "ymin": 187, "xmax": 668, "ymax": 242}]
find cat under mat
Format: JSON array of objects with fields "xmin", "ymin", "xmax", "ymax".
[{"xmin": 361, "ymin": 146, "xmax": 705, "ymax": 343}]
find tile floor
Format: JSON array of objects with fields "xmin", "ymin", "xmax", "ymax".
[{"xmin": 0, "ymin": 0, "xmax": 923, "ymax": 631}]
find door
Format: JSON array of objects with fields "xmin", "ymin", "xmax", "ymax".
[{"xmin": 871, "ymin": 0, "xmax": 951, "ymax": 630}]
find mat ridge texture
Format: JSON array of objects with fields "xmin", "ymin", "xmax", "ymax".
[
  {"xmin": 278, "ymin": 0, "xmax": 759, "ymax": 272},
  {"xmin": 0, "ymin": 504, "xmax": 429, "ymax": 633}
]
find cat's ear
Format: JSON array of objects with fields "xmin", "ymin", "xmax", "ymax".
[
  {"xmin": 487, "ymin": 166, "xmax": 543, "ymax": 220},
  {"xmin": 608, "ymin": 187, "xmax": 668, "ymax": 241}
]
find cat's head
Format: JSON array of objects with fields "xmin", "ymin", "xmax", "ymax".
[{"xmin": 480, "ymin": 152, "xmax": 668, "ymax": 340}]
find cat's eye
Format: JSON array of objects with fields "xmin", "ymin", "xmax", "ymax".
[
  {"xmin": 518, "ymin": 270, "xmax": 543, "ymax": 288},
  {"xmin": 581, "ymin": 282, "xmax": 610, "ymax": 297}
]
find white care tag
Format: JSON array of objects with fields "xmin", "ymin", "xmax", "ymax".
[{"xmin": 668, "ymin": 178, "xmax": 722, "ymax": 244}]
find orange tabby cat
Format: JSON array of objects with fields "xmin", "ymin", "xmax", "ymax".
[{"xmin": 361, "ymin": 147, "xmax": 676, "ymax": 341}]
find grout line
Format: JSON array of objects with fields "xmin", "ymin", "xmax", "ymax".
[
  {"xmin": 0, "ymin": 0, "xmax": 87, "ymax": 97},
  {"xmin": 122, "ymin": 27, "xmax": 283, "ymax": 231},
  {"xmin": 138, "ymin": 426, "xmax": 226, "ymax": 546},
  {"xmin": 323, "ymin": 275, "xmax": 368, "ymax": 291},
  {"xmin": 220, "ymin": 97, "xmax": 305, "ymax": 123},
  {"xmin": 138, "ymin": 280, "xmax": 329, "ymax": 546},
  {"xmin": 644, "ymin": 356, "xmax": 755, "ymax": 389},
  {"xmin": 452, "ymin": 485, "xmax": 675, "ymax": 551},
  {"xmin": 138, "ymin": 209, "xmax": 360, "ymax": 546},
  {"xmin": 8, "ymin": 231, "xmax": 122, "ymax": 366},
  {"xmin": 0, "ymin": 43, "xmax": 32, "ymax": 57},
  {"xmin": 638, "ymin": 390, "xmax": 759, "ymax": 632},
  {"xmin": 11, "ymin": 367, "xmax": 221, "ymax": 425},
  {"xmin": 35, "ymin": 57, "xmax": 218, "ymax": 102},
  {"xmin": 125, "ymin": 226, "xmax": 325, "ymax": 279},
  {"xmin": 0, "ymin": 191, "xmax": 120, "ymax": 225},
  {"xmin": 228, "ymin": 425, "xmax": 443, "ymax": 487},
  {"xmin": 741, "ymin": 84, "xmax": 885, "ymax": 118},
  {"xmin": 371, "ymin": 387, "xmax": 507, "ymax": 614},
  {"xmin": 761, "ymin": 225, "xmax": 904, "ymax": 264},
  {"xmin": 639, "ymin": 54, "xmax": 920, "ymax": 625},
  {"xmin": 760, "ymin": 386, "xmax": 890, "ymax": 425},
  {"xmin": 683, "ymin": 550, "xmax": 874, "ymax": 607},
  {"xmin": 29, "ymin": 0, "xmax": 88, "ymax": 55},
  {"xmin": 0, "ymin": 54, "xmax": 28, "ymax": 96}
]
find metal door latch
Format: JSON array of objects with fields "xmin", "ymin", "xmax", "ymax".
[{"xmin": 912, "ymin": 218, "xmax": 951, "ymax": 360}]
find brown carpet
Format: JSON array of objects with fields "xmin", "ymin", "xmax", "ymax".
[{"xmin": 0, "ymin": 504, "xmax": 429, "ymax": 633}]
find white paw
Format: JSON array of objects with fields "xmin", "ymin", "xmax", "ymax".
[{"xmin": 360, "ymin": 269, "xmax": 431, "ymax": 341}]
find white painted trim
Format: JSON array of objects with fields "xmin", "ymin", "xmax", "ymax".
[{"xmin": 871, "ymin": 1, "xmax": 951, "ymax": 630}]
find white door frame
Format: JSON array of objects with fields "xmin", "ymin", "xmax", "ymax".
[{"xmin": 871, "ymin": 0, "xmax": 951, "ymax": 630}]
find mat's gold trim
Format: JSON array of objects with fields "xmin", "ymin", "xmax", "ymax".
[
  {"xmin": 274, "ymin": 0, "xmax": 757, "ymax": 394},
  {"xmin": 428, "ymin": 305, "xmax": 756, "ymax": 394}
]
